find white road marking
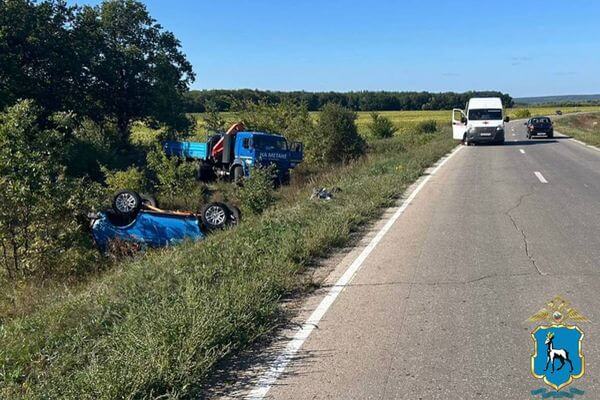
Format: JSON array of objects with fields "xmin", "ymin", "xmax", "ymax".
[
  {"xmin": 534, "ymin": 171, "xmax": 548, "ymax": 183},
  {"xmin": 519, "ymin": 149, "xmax": 525, "ymax": 154},
  {"xmin": 572, "ymin": 138, "xmax": 600, "ymax": 152},
  {"xmin": 556, "ymin": 131, "xmax": 600, "ymax": 153},
  {"xmin": 245, "ymin": 146, "xmax": 464, "ymax": 400}
]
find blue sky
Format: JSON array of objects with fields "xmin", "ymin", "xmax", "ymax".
[{"xmin": 71, "ymin": 0, "xmax": 600, "ymax": 97}]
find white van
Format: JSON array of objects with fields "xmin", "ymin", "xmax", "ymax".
[{"xmin": 452, "ymin": 97, "xmax": 509, "ymax": 145}]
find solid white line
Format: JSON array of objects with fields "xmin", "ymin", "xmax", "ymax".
[
  {"xmin": 556, "ymin": 131, "xmax": 600, "ymax": 153},
  {"xmin": 245, "ymin": 146, "xmax": 464, "ymax": 399},
  {"xmin": 534, "ymin": 171, "xmax": 548, "ymax": 183},
  {"xmin": 519, "ymin": 149, "xmax": 525, "ymax": 154},
  {"xmin": 572, "ymin": 138, "xmax": 600, "ymax": 152}
]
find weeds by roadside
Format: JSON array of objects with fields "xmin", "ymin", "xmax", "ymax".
[{"xmin": 554, "ymin": 112, "xmax": 600, "ymax": 147}]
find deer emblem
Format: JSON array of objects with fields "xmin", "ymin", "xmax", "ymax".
[{"xmin": 544, "ymin": 332, "xmax": 573, "ymax": 373}]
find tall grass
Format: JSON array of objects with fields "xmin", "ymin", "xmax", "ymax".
[
  {"xmin": 554, "ymin": 112, "xmax": 600, "ymax": 147},
  {"xmin": 0, "ymin": 130, "xmax": 455, "ymax": 399}
]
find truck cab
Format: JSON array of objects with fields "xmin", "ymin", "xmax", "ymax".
[
  {"xmin": 452, "ymin": 97, "xmax": 509, "ymax": 145},
  {"xmin": 233, "ymin": 132, "xmax": 303, "ymax": 182}
]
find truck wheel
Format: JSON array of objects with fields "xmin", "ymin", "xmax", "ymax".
[
  {"xmin": 201, "ymin": 202, "xmax": 229, "ymax": 230},
  {"xmin": 232, "ymin": 165, "xmax": 244, "ymax": 185},
  {"xmin": 112, "ymin": 190, "xmax": 142, "ymax": 217},
  {"xmin": 279, "ymin": 172, "xmax": 291, "ymax": 186},
  {"xmin": 197, "ymin": 164, "xmax": 205, "ymax": 181},
  {"xmin": 225, "ymin": 204, "xmax": 241, "ymax": 225}
]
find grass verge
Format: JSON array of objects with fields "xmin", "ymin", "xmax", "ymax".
[
  {"xmin": 553, "ymin": 112, "xmax": 600, "ymax": 147},
  {"xmin": 0, "ymin": 131, "xmax": 455, "ymax": 399}
]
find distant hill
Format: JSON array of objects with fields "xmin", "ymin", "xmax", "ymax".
[{"xmin": 516, "ymin": 94, "xmax": 600, "ymax": 105}]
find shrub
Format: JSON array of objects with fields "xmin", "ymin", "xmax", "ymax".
[
  {"xmin": 146, "ymin": 145, "xmax": 199, "ymax": 206},
  {"xmin": 237, "ymin": 165, "xmax": 276, "ymax": 215},
  {"xmin": 0, "ymin": 100, "xmax": 103, "ymax": 280},
  {"xmin": 368, "ymin": 112, "xmax": 397, "ymax": 138},
  {"xmin": 514, "ymin": 109, "xmax": 531, "ymax": 119},
  {"xmin": 306, "ymin": 103, "xmax": 365, "ymax": 164},
  {"xmin": 102, "ymin": 166, "xmax": 148, "ymax": 194},
  {"xmin": 415, "ymin": 119, "xmax": 438, "ymax": 134}
]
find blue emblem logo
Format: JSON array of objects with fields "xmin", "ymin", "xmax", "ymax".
[{"xmin": 529, "ymin": 296, "xmax": 588, "ymax": 391}]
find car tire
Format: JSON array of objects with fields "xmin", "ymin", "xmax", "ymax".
[
  {"xmin": 232, "ymin": 165, "xmax": 244, "ymax": 185},
  {"xmin": 201, "ymin": 202, "xmax": 230, "ymax": 230},
  {"xmin": 547, "ymin": 132, "xmax": 554, "ymax": 138},
  {"xmin": 112, "ymin": 190, "xmax": 142, "ymax": 217},
  {"xmin": 495, "ymin": 133, "xmax": 505, "ymax": 145},
  {"xmin": 225, "ymin": 204, "xmax": 242, "ymax": 225},
  {"xmin": 141, "ymin": 194, "xmax": 158, "ymax": 208}
]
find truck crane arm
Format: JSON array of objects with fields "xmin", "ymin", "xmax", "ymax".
[{"xmin": 210, "ymin": 122, "xmax": 245, "ymax": 159}]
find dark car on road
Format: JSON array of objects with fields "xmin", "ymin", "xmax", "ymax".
[{"xmin": 526, "ymin": 117, "xmax": 554, "ymax": 139}]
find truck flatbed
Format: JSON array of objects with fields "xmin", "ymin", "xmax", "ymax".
[{"xmin": 163, "ymin": 141, "xmax": 209, "ymax": 160}]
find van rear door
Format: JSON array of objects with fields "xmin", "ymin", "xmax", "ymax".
[{"xmin": 452, "ymin": 109, "xmax": 467, "ymax": 140}]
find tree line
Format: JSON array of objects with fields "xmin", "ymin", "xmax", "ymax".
[{"xmin": 184, "ymin": 89, "xmax": 514, "ymax": 113}]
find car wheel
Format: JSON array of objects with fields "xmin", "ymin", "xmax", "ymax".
[
  {"xmin": 547, "ymin": 132, "xmax": 554, "ymax": 138},
  {"xmin": 141, "ymin": 194, "xmax": 158, "ymax": 208},
  {"xmin": 232, "ymin": 165, "xmax": 244, "ymax": 185},
  {"xmin": 201, "ymin": 202, "xmax": 230, "ymax": 230},
  {"xmin": 112, "ymin": 190, "xmax": 142, "ymax": 217},
  {"xmin": 225, "ymin": 203, "xmax": 242, "ymax": 225}
]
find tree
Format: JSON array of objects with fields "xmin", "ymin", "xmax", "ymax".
[
  {"xmin": 0, "ymin": 0, "xmax": 83, "ymax": 114},
  {"xmin": 306, "ymin": 103, "xmax": 365, "ymax": 164},
  {"xmin": 235, "ymin": 99, "xmax": 314, "ymax": 142},
  {"xmin": 77, "ymin": 0, "xmax": 195, "ymax": 145},
  {"xmin": 0, "ymin": 100, "xmax": 98, "ymax": 279},
  {"xmin": 0, "ymin": 0, "xmax": 195, "ymax": 145},
  {"xmin": 202, "ymin": 100, "xmax": 227, "ymax": 134}
]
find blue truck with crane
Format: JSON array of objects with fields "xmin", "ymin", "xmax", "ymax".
[{"xmin": 163, "ymin": 123, "xmax": 304, "ymax": 184}]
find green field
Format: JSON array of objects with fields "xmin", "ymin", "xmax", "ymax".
[
  {"xmin": 554, "ymin": 112, "xmax": 600, "ymax": 147},
  {"xmin": 184, "ymin": 106, "xmax": 600, "ymax": 139},
  {"xmin": 354, "ymin": 106, "xmax": 600, "ymax": 135}
]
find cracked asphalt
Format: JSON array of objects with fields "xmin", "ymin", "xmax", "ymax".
[{"xmin": 238, "ymin": 120, "xmax": 600, "ymax": 400}]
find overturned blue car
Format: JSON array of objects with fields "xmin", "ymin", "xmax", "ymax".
[{"xmin": 89, "ymin": 190, "xmax": 240, "ymax": 252}]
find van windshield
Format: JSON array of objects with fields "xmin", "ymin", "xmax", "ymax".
[
  {"xmin": 468, "ymin": 109, "xmax": 503, "ymax": 121},
  {"xmin": 253, "ymin": 135, "xmax": 288, "ymax": 151}
]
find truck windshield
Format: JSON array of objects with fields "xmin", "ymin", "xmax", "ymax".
[
  {"xmin": 468, "ymin": 109, "xmax": 503, "ymax": 121},
  {"xmin": 253, "ymin": 136, "xmax": 287, "ymax": 151}
]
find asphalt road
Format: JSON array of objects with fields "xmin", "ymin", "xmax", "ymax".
[{"xmin": 234, "ymin": 120, "xmax": 600, "ymax": 400}]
